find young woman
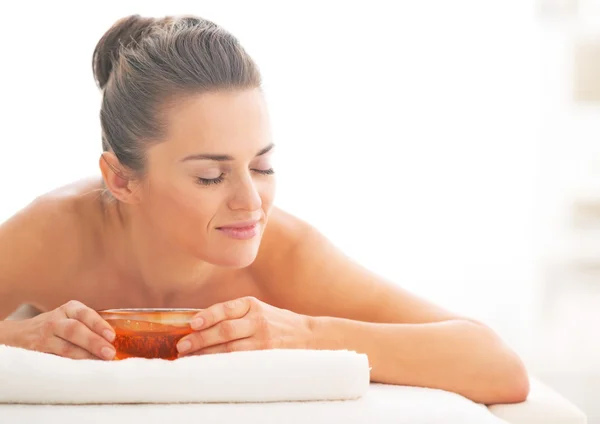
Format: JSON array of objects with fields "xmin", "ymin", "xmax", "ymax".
[{"xmin": 0, "ymin": 14, "xmax": 529, "ymax": 405}]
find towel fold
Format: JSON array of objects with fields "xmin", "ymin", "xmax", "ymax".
[{"xmin": 0, "ymin": 345, "xmax": 370, "ymax": 404}]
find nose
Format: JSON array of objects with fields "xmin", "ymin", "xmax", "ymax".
[{"xmin": 227, "ymin": 173, "xmax": 262, "ymax": 212}]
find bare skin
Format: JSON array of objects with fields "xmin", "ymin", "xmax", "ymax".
[
  {"xmin": 0, "ymin": 178, "xmax": 270, "ymax": 314},
  {"xmin": 0, "ymin": 89, "xmax": 529, "ymax": 405}
]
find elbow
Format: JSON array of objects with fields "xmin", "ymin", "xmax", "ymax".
[
  {"xmin": 478, "ymin": 354, "xmax": 530, "ymax": 406},
  {"xmin": 499, "ymin": 355, "xmax": 530, "ymax": 404},
  {"xmin": 484, "ymin": 330, "xmax": 530, "ymax": 404},
  {"xmin": 465, "ymin": 321, "xmax": 530, "ymax": 405}
]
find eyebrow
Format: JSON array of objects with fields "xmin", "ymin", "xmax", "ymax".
[{"xmin": 181, "ymin": 143, "xmax": 275, "ymax": 162}]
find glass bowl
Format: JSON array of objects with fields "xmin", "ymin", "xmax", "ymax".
[{"xmin": 98, "ymin": 308, "xmax": 201, "ymax": 360}]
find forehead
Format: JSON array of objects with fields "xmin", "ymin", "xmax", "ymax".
[{"xmin": 156, "ymin": 88, "xmax": 271, "ymax": 160}]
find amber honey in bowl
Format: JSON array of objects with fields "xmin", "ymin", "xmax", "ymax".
[{"xmin": 98, "ymin": 308, "xmax": 200, "ymax": 360}]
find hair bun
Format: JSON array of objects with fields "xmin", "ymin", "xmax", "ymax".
[{"xmin": 92, "ymin": 15, "xmax": 156, "ymax": 89}]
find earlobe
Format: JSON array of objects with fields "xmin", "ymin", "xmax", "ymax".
[{"xmin": 99, "ymin": 153, "xmax": 141, "ymax": 204}]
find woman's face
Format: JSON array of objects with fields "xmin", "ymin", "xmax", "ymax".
[{"xmin": 138, "ymin": 88, "xmax": 276, "ymax": 268}]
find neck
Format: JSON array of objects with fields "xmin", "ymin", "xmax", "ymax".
[{"xmin": 101, "ymin": 198, "xmax": 216, "ymax": 307}]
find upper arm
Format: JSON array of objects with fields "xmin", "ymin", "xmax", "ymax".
[
  {"xmin": 0, "ymin": 196, "xmax": 80, "ymax": 319},
  {"xmin": 258, "ymin": 212, "xmax": 467, "ymax": 325}
]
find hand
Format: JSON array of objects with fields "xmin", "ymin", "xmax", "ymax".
[
  {"xmin": 10, "ymin": 300, "xmax": 116, "ymax": 360},
  {"xmin": 176, "ymin": 296, "xmax": 314, "ymax": 356}
]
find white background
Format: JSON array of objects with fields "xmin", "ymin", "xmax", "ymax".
[{"xmin": 0, "ymin": 0, "xmax": 596, "ymax": 419}]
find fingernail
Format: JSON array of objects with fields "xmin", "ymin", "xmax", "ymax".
[
  {"xmin": 191, "ymin": 317, "xmax": 204, "ymax": 330},
  {"xmin": 103, "ymin": 330, "xmax": 116, "ymax": 342},
  {"xmin": 101, "ymin": 346, "xmax": 115, "ymax": 360},
  {"xmin": 177, "ymin": 340, "xmax": 191, "ymax": 353}
]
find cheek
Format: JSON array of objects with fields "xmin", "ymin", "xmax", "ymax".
[
  {"xmin": 148, "ymin": 181, "xmax": 218, "ymax": 230},
  {"xmin": 260, "ymin": 179, "xmax": 276, "ymax": 211}
]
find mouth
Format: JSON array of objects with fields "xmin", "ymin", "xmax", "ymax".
[
  {"xmin": 216, "ymin": 220, "xmax": 260, "ymax": 240},
  {"xmin": 216, "ymin": 220, "xmax": 260, "ymax": 230}
]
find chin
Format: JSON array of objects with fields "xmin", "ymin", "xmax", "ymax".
[
  {"xmin": 213, "ymin": 254, "xmax": 257, "ymax": 268},
  {"xmin": 200, "ymin": 245, "xmax": 260, "ymax": 268}
]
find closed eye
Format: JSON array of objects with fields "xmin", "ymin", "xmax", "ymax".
[
  {"xmin": 196, "ymin": 168, "xmax": 274, "ymax": 186},
  {"xmin": 196, "ymin": 174, "xmax": 225, "ymax": 185},
  {"xmin": 253, "ymin": 168, "xmax": 274, "ymax": 175}
]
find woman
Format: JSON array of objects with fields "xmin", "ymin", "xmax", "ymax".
[{"xmin": 0, "ymin": 14, "xmax": 528, "ymax": 404}]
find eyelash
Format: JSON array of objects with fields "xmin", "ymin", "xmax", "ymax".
[{"xmin": 196, "ymin": 168, "xmax": 275, "ymax": 186}]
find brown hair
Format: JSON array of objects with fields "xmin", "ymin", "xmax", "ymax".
[{"xmin": 92, "ymin": 14, "xmax": 261, "ymax": 174}]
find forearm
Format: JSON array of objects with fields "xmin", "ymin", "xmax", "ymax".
[{"xmin": 309, "ymin": 316, "xmax": 529, "ymax": 405}]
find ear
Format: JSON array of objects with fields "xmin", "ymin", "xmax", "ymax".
[{"xmin": 99, "ymin": 152, "xmax": 142, "ymax": 204}]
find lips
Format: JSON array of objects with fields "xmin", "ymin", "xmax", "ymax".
[
  {"xmin": 216, "ymin": 220, "xmax": 259, "ymax": 230},
  {"xmin": 216, "ymin": 221, "xmax": 260, "ymax": 240}
]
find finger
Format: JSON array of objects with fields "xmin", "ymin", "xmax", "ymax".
[
  {"xmin": 46, "ymin": 337, "xmax": 101, "ymax": 360},
  {"xmin": 185, "ymin": 337, "xmax": 258, "ymax": 356},
  {"xmin": 177, "ymin": 318, "xmax": 255, "ymax": 355},
  {"xmin": 62, "ymin": 300, "xmax": 115, "ymax": 342},
  {"xmin": 190, "ymin": 297, "xmax": 254, "ymax": 331},
  {"xmin": 54, "ymin": 318, "xmax": 116, "ymax": 360}
]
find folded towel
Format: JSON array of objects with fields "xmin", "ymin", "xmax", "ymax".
[{"xmin": 0, "ymin": 345, "xmax": 370, "ymax": 404}]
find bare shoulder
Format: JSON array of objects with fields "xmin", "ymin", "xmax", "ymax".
[
  {"xmin": 252, "ymin": 207, "xmax": 467, "ymax": 325},
  {"xmin": 0, "ymin": 179, "xmax": 101, "ymax": 318}
]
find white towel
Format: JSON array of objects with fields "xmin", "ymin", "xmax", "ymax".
[{"xmin": 0, "ymin": 345, "xmax": 370, "ymax": 404}]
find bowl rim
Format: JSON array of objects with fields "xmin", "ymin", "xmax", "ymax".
[{"xmin": 98, "ymin": 308, "xmax": 201, "ymax": 314}]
